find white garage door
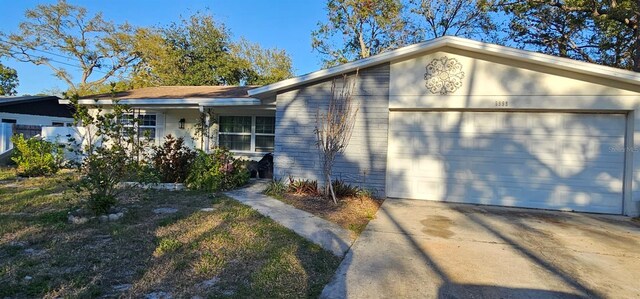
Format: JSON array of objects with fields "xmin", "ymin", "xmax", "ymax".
[{"xmin": 386, "ymin": 111, "xmax": 626, "ymax": 214}]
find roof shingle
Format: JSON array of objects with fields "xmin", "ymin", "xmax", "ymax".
[{"xmin": 81, "ymin": 86, "xmax": 257, "ymax": 100}]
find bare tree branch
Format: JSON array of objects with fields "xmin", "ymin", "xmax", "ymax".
[{"xmin": 315, "ymin": 71, "xmax": 359, "ymax": 204}]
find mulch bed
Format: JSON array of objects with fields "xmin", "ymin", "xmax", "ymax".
[{"xmin": 278, "ymin": 193, "xmax": 384, "ymax": 234}]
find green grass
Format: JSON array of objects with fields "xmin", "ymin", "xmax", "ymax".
[
  {"xmin": 0, "ymin": 168, "xmax": 341, "ymax": 298},
  {"xmin": 0, "ymin": 167, "xmax": 17, "ymax": 181}
]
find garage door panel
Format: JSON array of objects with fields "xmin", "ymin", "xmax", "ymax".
[
  {"xmin": 409, "ymin": 170, "xmax": 619, "ymax": 191},
  {"xmin": 387, "ymin": 111, "xmax": 625, "ymax": 214},
  {"xmin": 410, "ymin": 159, "xmax": 623, "ymax": 184},
  {"xmin": 399, "ymin": 153, "xmax": 623, "ymax": 175},
  {"xmin": 390, "ymin": 135, "xmax": 625, "ymax": 161}
]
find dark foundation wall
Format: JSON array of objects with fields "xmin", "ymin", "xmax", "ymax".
[{"xmin": 274, "ymin": 63, "xmax": 390, "ymax": 196}]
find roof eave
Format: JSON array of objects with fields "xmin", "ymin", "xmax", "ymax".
[
  {"xmin": 248, "ymin": 36, "xmax": 640, "ymax": 97},
  {"xmin": 59, "ymin": 97, "xmax": 263, "ymax": 107},
  {"xmin": 248, "ymin": 37, "xmax": 449, "ymax": 97}
]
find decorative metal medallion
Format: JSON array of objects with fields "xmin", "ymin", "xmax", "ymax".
[{"xmin": 424, "ymin": 57, "xmax": 465, "ymax": 95}]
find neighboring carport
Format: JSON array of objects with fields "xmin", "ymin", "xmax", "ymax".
[{"xmin": 321, "ymin": 200, "xmax": 640, "ymax": 298}]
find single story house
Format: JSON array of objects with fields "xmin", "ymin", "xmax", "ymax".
[
  {"xmin": 57, "ymin": 86, "xmax": 272, "ymax": 160},
  {"xmin": 65, "ymin": 36, "xmax": 640, "ymax": 217}
]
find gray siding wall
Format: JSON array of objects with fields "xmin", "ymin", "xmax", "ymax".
[{"xmin": 274, "ymin": 63, "xmax": 390, "ymax": 196}]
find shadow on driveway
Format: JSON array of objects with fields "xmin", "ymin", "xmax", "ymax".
[{"xmin": 321, "ymin": 199, "xmax": 640, "ymax": 298}]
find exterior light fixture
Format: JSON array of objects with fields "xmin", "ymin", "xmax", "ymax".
[{"xmin": 179, "ymin": 118, "xmax": 186, "ymax": 129}]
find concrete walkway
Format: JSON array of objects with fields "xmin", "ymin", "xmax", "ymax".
[{"xmin": 225, "ymin": 180, "xmax": 353, "ymax": 257}]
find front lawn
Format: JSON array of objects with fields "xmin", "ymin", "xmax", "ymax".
[{"xmin": 0, "ymin": 169, "xmax": 340, "ymax": 298}]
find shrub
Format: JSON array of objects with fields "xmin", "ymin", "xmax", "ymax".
[
  {"xmin": 331, "ymin": 179, "xmax": 359, "ymax": 198},
  {"xmin": 78, "ymin": 146, "xmax": 130, "ymax": 214},
  {"xmin": 356, "ymin": 188, "xmax": 374, "ymax": 199},
  {"xmin": 264, "ymin": 178, "xmax": 287, "ymax": 198},
  {"xmin": 11, "ymin": 134, "xmax": 63, "ymax": 177},
  {"xmin": 288, "ymin": 177, "xmax": 319, "ymax": 195},
  {"xmin": 123, "ymin": 161, "xmax": 161, "ymax": 185},
  {"xmin": 69, "ymin": 94, "xmax": 155, "ymax": 215},
  {"xmin": 185, "ymin": 147, "xmax": 250, "ymax": 192},
  {"xmin": 152, "ymin": 135, "xmax": 196, "ymax": 183}
]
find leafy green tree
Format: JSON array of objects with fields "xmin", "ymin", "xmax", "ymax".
[
  {"xmin": 231, "ymin": 38, "xmax": 294, "ymax": 85},
  {"xmin": 501, "ymin": 0, "xmax": 639, "ymax": 71},
  {"xmin": 0, "ymin": 0, "xmax": 137, "ymax": 93},
  {"xmin": 133, "ymin": 13, "xmax": 294, "ymax": 86},
  {"xmin": 0, "ymin": 63, "xmax": 18, "ymax": 95},
  {"xmin": 312, "ymin": 0, "xmax": 416, "ymax": 67},
  {"xmin": 133, "ymin": 13, "xmax": 249, "ymax": 86}
]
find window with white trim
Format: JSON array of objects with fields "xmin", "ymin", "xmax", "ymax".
[
  {"xmin": 122, "ymin": 113, "xmax": 157, "ymax": 139},
  {"xmin": 218, "ymin": 116, "xmax": 275, "ymax": 152}
]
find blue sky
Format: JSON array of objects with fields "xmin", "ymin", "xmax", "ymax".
[{"xmin": 0, "ymin": 0, "xmax": 327, "ymax": 95}]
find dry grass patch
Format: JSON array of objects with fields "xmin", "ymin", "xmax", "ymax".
[
  {"xmin": 0, "ymin": 168, "xmax": 340, "ymax": 298},
  {"xmin": 278, "ymin": 193, "xmax": 384, "ymax": 235}
]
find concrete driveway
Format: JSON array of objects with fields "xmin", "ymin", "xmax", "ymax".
[{"xmin": 321, "ymin": 199, "xmax": 640, "ymax": 298}]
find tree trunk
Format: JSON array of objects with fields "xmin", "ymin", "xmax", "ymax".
[{"xmin": 327, "ymin": 173, "xmax": 337, "ymax": 204}]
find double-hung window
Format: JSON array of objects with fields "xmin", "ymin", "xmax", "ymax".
[
  {"xmin": 137, "ymin": 114, "xmax": 157, "ymax": 138},
  {"xmin": 122, "ymin": 113, "xmax": 157, "ymax": 140},
  {"xmin": 218, "ymin": 116, "xmax": 275, "ymax": 152}
]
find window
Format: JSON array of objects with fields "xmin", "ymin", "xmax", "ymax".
[
  {"xmin": 218, "ymin": 116, "xmax": 275, "ymax": 152},
  {"xmin": 121, "ymin": 113, "xmax": 157, "ymax": 139},
  {"xmin": 137, "ymin": 114, "xmax": 157, "ymax": 138},
  {"xmin": 52, "ymin": 122, "xmax": 64, "ymax": 127},
  {"xmin": 219, "ymin": 116, "xmax": 252, "ymax": 151},
  {"xmin": 2, "ymin": 119, "xmax": 16, "ymax": 124},
  {"xmin": 255, "ymin": 116, "xmax": 275, "ymax": 152}
]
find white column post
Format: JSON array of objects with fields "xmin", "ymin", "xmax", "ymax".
[{"xmin": 204, "ymin": 109, "xmax": 211, "ymax": 153}]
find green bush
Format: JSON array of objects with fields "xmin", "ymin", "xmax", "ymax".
[
  {"xmin": 122, "ymin": 161, "xmax": 161, "ymax": 185},
  {"xmin": 11, "ymin": 134, "xmax": 63, "ymax": 177},
  {"xmin": 152, "ymin": 135, "xmax": 196, "ymax": 183},
  {"xmin": 68, "ymin": 93, "xmax": 157, "ymax": 215},
  {"xmin": 356, "ymin": 188, "xmax": 374, "ymax": 199},
  {"xmin": 185, "ymin": 147, "xmax": 250, "ymax": 192},
  {"xmin": 331, "ymin": 179, "xmax": 359, "ymax": 198},
  {"xmin": 79, "ymin": 147, "xmax": 130, "ymax": 214},
  {"xmin": 264, "ymin": 178, "xmax": 287, "ymax": 198}
]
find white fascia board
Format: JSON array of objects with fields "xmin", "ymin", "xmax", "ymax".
[
  {"xmin": 247, "ymin": 37, "xmax": 449, "ymax": 96},
  {"xmin": 198, "ymin": 98, "xmax": 262, "ymax": 106},
  {"xmin": 248, "ymin": 35, "xmax": 640, "ymax": 96},
  {"xmin": 445, "ymin": 37, "xmax": 640, "ymax": 84}
]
